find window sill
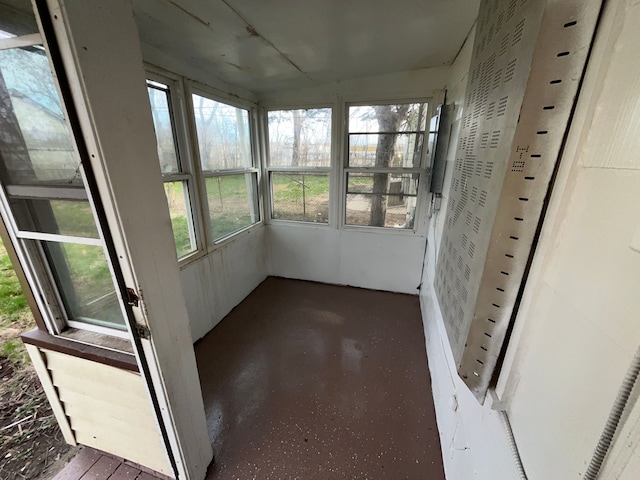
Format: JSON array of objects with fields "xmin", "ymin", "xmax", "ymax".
[
  {"xmin": 21, "ymin": 328, "xmax": 138, "ymax": 372},
  {"xmin": 177, "ymin": 222, "xmax": 266, "ymax": 270},
  {"xmin": 268, "ymin": 218, "xmax": 330, "ymax": 227}
]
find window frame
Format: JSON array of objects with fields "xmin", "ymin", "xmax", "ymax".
[
  {"xmin": 341, "ymin": 98, "xmax": 433, "ymax": 235},
  {"xmin": 185, "ymin": 81, "xmax": 263, "ymax": 247},
  {"xmin": 0, "ymin": 31, "xmax": 130, "ymax": 339},
  {"xmin": 145, "ymin": 67, "xmax": 204, "ymax": 263},
  {"xmin": 264, "ymin": 105, "xmax": 333, "ymax": 226}
]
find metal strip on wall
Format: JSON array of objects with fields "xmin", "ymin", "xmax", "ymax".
[{"xmin": 435, "ymin": 0, "xmax": 602, "ymax": 403}]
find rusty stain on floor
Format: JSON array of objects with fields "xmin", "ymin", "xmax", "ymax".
[{"xmin": 195, "ymin": 277, "xmax": 445, "ymax": 479}]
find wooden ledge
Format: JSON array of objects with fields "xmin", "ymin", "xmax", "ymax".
[{"xmin": 21, "ymin": 328, "xmax": 139, "ymax": 373}]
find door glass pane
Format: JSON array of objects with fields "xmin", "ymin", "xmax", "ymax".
[
  {"xmin": 267, "ymin": 108, "xmax": 332, "ymax": 167},
  {"xmin": 147, "ymin": 83, "xmax": 180, "ymax": 174},
  {"xmin": 13, "ymin": 198, "xmax": 99, "ymax": 238},
  {"xmin": 0, "ymin": 47, "xmax": 82, "ymax": 186},
  {"xmin": 0, "ymin": 0, "xmax": 39, "ymax": 37},
  {"xmin": 163, "ymin": 181, "xmax": 196, "ymax": 258},
  {"xmin": 43, "ymin": 241, "xmax": 126, "ymax": 329},
  {"xmin": 206, "ymin": 174, "xmax": 258, "ymax": 241},
  {"xmin": 271, "ymin": 172, "xmax": 329, "ymax": 223},
  {"xmin": 192, "ymin": 95, "xmax": 252, "ymax": 171}
]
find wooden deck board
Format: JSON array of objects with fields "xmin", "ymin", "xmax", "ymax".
[
  {"xmin": 108, "ymin": 463, "xmax": 142, "ymax": 479},
  {"xmin": 80, "ymin": 455, "xmax": 121, "ymax": 479},
  {"xmin": 52, "ymin": 448, "xmax": 102, "ymax": 480},
  {"xmin": 51, "ymin": 448, "xmax": 166, "ymax": 480}
]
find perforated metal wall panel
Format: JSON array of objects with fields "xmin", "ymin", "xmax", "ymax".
[{"xmin": 434, "ymin": 0, "xmax": 602, "ymax": 403}]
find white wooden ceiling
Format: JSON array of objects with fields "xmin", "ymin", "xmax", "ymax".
[{"xmin": 132, "ymin": 0, "xmax": 479, "ymax": 94}]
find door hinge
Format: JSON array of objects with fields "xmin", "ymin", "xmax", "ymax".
[
  {"xmin": 126, "ymin": 288, "xmax": 140, "ymax": 307},
  {"xmin": 136, "ymin": 324, "xmax": 151, "ymax": 339}
]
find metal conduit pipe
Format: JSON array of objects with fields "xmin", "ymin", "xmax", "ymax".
[
  {"xmin": 583, "ymin": 344, "xmax": 640, "ymax": 480},
  {"xmin": 499, "ymin": 410, "xmax": 528, "ymax": 480}
]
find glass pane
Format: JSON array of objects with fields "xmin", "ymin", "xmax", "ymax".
[
  {"xmin": 348, "ymin": 132, "xmax": 423, "ymax": 167},
  {"xmin": 348, "ymin": 103, "xmax": 428, "ymax": 133},
  {"xmin": 192, "ymin": 95, "xmax": 252, "ymax": 171},
  {"xmin": 206, "ymin": 174, "xmax": 258, "ymax": 241},
  {"xmin": 346, "ymin": 173, "xmax": 419, "ymax": 229},
  {"xmin": 268, "ymin": 108, "xmax": 331, "ymax": 167},
  {"xmin": 163, "ymin": 181, "xmax": 196, "ymax": 258},
  {"xmin": 0, "ymin": 47, "xmax": 81, "ymax": 185},
  {"xmin": 427, "ymin": 132, "xmax": 436, "ymax": 161},
  {"xmin": 0, "ymin": 0, "xmax": 38, "ymax": 37},
  {"xmin": 43, "ymin": 241, "xmax": 125, "ymax": 329},
  {"xmin": 271, "ymin": 172, "xmax": 329, "ymax": 223},
  {"xmin": 12, "ymin": 198, "xmax": 98, "ymax": 237},
  {"xmin": 147, "ymin": 83, "xmax": 180, "ymax": 174}
]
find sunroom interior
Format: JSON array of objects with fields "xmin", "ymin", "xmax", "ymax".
[{"xmin": 1, "ymin": 0, "xmax": 640, "ymax": 479}]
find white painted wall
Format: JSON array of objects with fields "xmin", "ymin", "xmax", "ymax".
[
  {"xmin": 418, "ymin": 24, "xmax": 522, "ymax": 480},
  {"xmin": 495, "ymin": 1, "xmax": 640, "ymax": 479},
  {"xmin": 181, "ymin": 226, "xmax": 268, "ymax": 342},
  {"xmin": 261, "ymin": 61, "xmax": 455, "ymax": 296},
  {"xmin": 421, "ymin": 2, "xmax": 640, "ymax": 480},
  {"xmin": 259, "ymin": 65, "xmax": 451, "ymax": 105},
  {"xmin": 267, "ymin": 224, "xmax": 426, "ymax": 294}
]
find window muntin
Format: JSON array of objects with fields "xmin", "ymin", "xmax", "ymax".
[
  {"xmin": 345, "ymin": 172, "xmax": 419, "ymax": 228},
  {"xmin": 191, "ymin": 93, "xmax": 259, "ymax": 242},
  {"xmin": 146, "ymin": 79, "xmax": 197, "ymax": 258},
  {"xmin": 345, "ymin": 102, "xmax": 428, "ymax": 230},
  {"xmin": 0, "ymin": 40, "xmax": 126, "ymax": 333},
  {"xmin": 266, "ymin": 108, "xmax": 331, "ymax": 224}
]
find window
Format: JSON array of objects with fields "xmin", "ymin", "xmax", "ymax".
[
  {"xmin": 345, "ymin": 102, "xmax": 428, "ymax": 229},
  {"xmin": 191, "ymin": 93, "xmax": 259, "ymax": 241},
  {"xmin": 146, "ymin": 77, "xmax": 197, "ymax": 259},
  {"xmin": 0, "ymin": 33, "xmax": 125, "ymax": 335},
  {"xmin": 267, "ymin": 108, "xmax": 332, "ymax": 223}
]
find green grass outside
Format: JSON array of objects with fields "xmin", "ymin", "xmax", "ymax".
[
  {"xmin": 272, "ymin": 173, "xmax": 329, "ymax": 204},
  {"xmin": 48, "ymin": 200, "xmax": 98, "ymax": 237},
  {"xmin": 0, "ymin": 241, "xmax": 33, "ymax": 366},
  {"xmin": 271, "ymin": 173, "xmax": 329, "ymax": 222},
  {"xmin": 206, "ymin": 176, "xmax": 254, "ymax": 240}
]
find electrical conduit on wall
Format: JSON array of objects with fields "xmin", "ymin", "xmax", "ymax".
[{"xmin": 583, "ymin": 345, "xmax": 640, "ymax": 480}]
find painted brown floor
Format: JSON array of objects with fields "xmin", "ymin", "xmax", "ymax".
[{"xmin": 196, "ymin": 277, "xmax": 444, "ymax": 479}]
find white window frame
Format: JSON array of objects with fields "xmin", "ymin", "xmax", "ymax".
[
  {"xmin": 341, "ymin": 98, "xmax": 434, "ymax": 236},
  {"xmin": 264, "ymin": 104, "xmax": 333, "ymax": 226},
  {"xmin": 185, "ymin": 81, "xmax": 262, "ymax": 247},
  {"xmin": 145, "ymin": 67, "xmax": 204, "ymax": 264}
]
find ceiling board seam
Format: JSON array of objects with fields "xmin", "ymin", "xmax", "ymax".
[
  {"xmin": 220, "ymin": 0, "xmax": 317, "ymax": 85},
  {"xmin": 166, "ymin": 1, "xmax": 210, "ymax": 27},
  {"xmin": 451, "ymin": 20, "xmax": 477, "ymax": 67}
]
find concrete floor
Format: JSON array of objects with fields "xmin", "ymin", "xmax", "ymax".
[{"xmin": 195, "ymin": 277, "xmax": 444, "ymax": 479}]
